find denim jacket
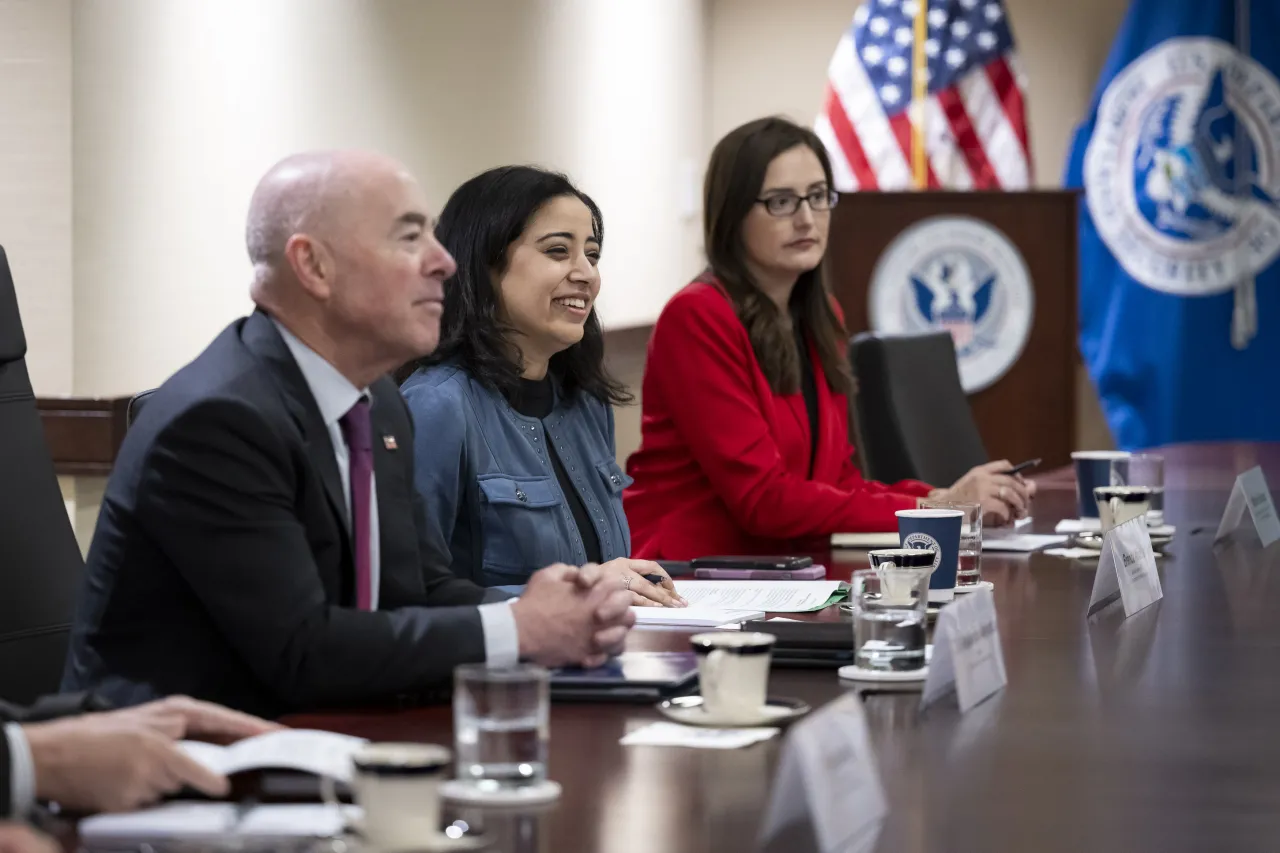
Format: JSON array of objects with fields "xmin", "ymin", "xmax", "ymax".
[{"xmin": 400, "ymin": 363, "xmax": 633, "ymax": 586}]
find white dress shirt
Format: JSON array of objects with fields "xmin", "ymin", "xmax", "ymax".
[
  {"xmin": 273, "ymin": 320, "xmax": 518, "ymax": 665},
  {"xmin": 4, "ymin": 722, "xmax": 34, "ymax": 817}
]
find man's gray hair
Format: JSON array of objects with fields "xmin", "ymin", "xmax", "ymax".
[{"xmin": 245, "ymin": 153, "xmax": 336, "ymax": 285}]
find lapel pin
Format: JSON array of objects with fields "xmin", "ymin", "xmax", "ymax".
[{"xmin": 383, "ymin": 435, "xmax": 398, "ymax": 451}]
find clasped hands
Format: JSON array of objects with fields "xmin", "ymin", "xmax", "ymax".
[{"xmin": 510, "ymin": 557, "xmax": 688, "ymax": 670}]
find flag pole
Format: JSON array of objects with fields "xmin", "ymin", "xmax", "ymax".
[
  {"xmin": 1231, "ymin": 0, "xmax": 1256, "ymax": 350},
  {"xmin": 911, "ymin": 0, "xmax": 929, "ymax": 189}
]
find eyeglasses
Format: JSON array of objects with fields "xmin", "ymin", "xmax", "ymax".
[{"xmin": 755, "ymin": 189, "xmax": 839, "ymax": 217}]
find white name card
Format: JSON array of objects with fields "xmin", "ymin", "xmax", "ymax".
[
  {"xmin": 758, "ymin": 694, "xmax": 886, "ymax": 853},
  {"xmin": 1089, "ymin": 515, "xmax": 1162, "ymax": 618},
  {"xmin": 921, "ymin": 588, "xmax": 1007, "ymax": 713},
  {"xmin": 1215, "ymin": 466, "xmax": 1280, "ymax": 548}
]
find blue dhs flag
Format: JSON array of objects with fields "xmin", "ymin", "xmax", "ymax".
[{"xmin": 1064, "ymin": 0, "xmax": 1280, "ymax": 450}]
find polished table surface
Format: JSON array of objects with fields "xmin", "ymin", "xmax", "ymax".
[{"xmin": 284, "ymin": 442, "xmax": 1280, "ymax": 853}]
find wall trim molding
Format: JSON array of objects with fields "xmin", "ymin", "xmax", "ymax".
[{"xmin": 37, "ymin": 396, "xmax": 130, "ymax": 476}]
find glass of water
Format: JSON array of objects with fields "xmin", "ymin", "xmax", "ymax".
[
  {"xmin": 920, "ymin": 499, "xmax": 983, "ymax": 586},
  {"xmin": 1123, "ymin": 454, "xmax": 1165, "ymax": 526},
  {"xmin": 453, "ymin": 663, "xmax": 549, "ymax": 792},
  {"xmin": 851, "ymin": 557, "xmax": 931, "ymax": 672}
]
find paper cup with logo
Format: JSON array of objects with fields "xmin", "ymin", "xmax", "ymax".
[
  {"xmin": 1072, "ymin": 451, "xmax": 1130, "ymax": 519},
  {"xmin": 895, "ymin": 508, "xmax": 963, "ymax": 597}
]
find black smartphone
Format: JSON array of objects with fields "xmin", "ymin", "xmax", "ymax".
[
  {"xmin": 1004, "ymin": 458, "xmax": 1041, "ymax": 475},
  {"xmin": 689, "ymin": 555, "xmax": 814, "ymax": 571}
]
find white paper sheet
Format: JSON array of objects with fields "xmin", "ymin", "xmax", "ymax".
[
  {"xmin": 620, "ymin": 722, "xmax": 778, "ymax": 749},
  {"xmin": 672, "ymin": 580, "xmax": 847, "ymax": 612},
  {"xmin": 982, "ymin": 534, "xmax": 1068, "ymax": 552},
  {"xmin": 1047, "ymin": 547, "xmax": 1163, "ymax": 560}
]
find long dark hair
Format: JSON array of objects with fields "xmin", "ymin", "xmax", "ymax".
[
  {"xmin": 407, "ymin": 165, "xmax": 631, "ymax": 406},
  {"xmin": 703, "ymin": 116, "xmax": 852, "ymax": 396}
]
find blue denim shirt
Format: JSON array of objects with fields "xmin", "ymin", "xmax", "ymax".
[{"xmin": 400, "ymin": 364, "xmax": 633, "ymax": 587}]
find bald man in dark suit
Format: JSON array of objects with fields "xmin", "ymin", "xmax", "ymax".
[{"xmin": 63, "ymin": 150, "xmax": 635, "ymax": 718}]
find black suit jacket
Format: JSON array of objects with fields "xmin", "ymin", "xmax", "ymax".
[{"xmin": 62, "ymin": 311, "xmax": 510, "ymax": 718}]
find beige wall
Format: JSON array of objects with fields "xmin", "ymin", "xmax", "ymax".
[
  {"xmin": 0, "ymin": 0, "xmax": 73, "ymax": 397},
  {"xmin": 71, "ymin": 0, "xmax": 705, "ymax": 399}
]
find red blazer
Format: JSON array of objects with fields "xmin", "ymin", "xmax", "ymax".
[{"xmin": 623, "ymin": 277, "xmax": 933, "ymax": 560}]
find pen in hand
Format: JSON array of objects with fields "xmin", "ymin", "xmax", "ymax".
[{"xmin": 641, "ymin": 573, "xmax": 689, "ymax": 606}]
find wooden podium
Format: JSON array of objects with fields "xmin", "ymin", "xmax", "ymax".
[{"xmin": 826, "ymin": 191, "xmax": 1079, "ymax": 471}]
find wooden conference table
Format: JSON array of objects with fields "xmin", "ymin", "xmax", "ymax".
[{"xmin": 285, "ymin": 442, "xmax": 1280, "ymax": 853}]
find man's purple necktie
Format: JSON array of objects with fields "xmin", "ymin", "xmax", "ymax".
[{"xmin": 338, "ymin": 398, "xmax": 373, "ymax": 611}]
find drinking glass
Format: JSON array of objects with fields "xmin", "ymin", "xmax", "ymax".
[
  {"xmin": 1123, "ymin": 453, "xmax": 1165, "ymax": 526},
  {"xmin": 453, "ymin": 664, "xmax": 549, "ymax": 792},
  {"xmin": 850, "ymin": 561, "xmax": 930, "ymax": 672},
  {"xmin": 920, "ymin": 499, "xmax": 982, "ymax": 586}
]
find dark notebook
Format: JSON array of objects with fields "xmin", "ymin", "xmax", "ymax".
[
  {"xmin": 744, "ymin": 620, "xmax": 856, "ymax": 668},
  {"xmin": 550, "ymin": 651, "xmax": 700, "ymax": 702}
]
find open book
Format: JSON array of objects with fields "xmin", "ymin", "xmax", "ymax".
[{"xmin": 178, "ymin": 729, "xmax": 368, "ymax": 784}]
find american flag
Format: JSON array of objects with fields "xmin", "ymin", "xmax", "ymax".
[{"xmin": 815, "ymin": 0, "xmax": 1032, "ymax": 191}]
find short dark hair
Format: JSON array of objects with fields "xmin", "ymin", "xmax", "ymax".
[
  {"xmin": 407, "ymin": 165, "xmax": 632, "ymax": 406},
  {"xmin": 703, "ymin": 116, "xmax": 852, "ymax": 396}
]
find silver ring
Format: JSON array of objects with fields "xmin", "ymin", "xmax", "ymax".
[{"xmin": 623, "ymin": 575, "xmax": 632, "ymax": 591}]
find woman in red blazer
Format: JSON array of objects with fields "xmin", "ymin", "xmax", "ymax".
[{"xmin": 623, "ymin": 117, "xmax": 1033, "ymax": 560}]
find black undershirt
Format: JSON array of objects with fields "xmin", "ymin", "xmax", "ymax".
[
  {"xmin": 506, "ymin": 377, "xmax": 604, "ymax": 564},
  {"xmin": 796, "ymin": 325, "xmax": 819, "ymax": 479}
]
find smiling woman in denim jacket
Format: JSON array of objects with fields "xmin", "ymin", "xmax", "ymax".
[{"xmin": 399, "ymin": 166, "xmax": 684, "ymax": 607}]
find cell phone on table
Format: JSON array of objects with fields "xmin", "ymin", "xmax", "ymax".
[
  {"xmin": 1003, "ymin": 458, "xmax": 1041, "ymax": 475},
  {"xmin": 689, "ymin": 555, "xmax": 822, "ymax": 580},
  {"xmin": 694, "ymin": 565, "xmax": 827, "ymax": 580}
]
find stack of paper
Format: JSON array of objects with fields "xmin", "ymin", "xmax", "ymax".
[
  {"xmin": 632, "ymin": 605, "xmax": 763, "ymax": 628},
  {"xmin": 672, "ymin": 580, "xmax": 848, "ymax": 613},
  {"xmin": 831, "ymin": 532, "xmax": 900, "ymax": 549},
  {"xmin": 79, "ymin": 803, "xmax": 352, "ymax": 846}
]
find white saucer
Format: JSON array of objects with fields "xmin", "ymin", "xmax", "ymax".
[
  {"xmin": 1071, "ymin": 531, "xmax": 1174, "ymax": 551},
  {"xmin": 955, "ymin": 580, "xmax": 994, "ymax": 593},
  {"xmin": 837, "ymin": 644, "xmax": 933, "ymax": 683},
  {"xmin": 656, "ymin": 694, "xmax": 810, "ymax": 727},
  {"xmin": 345, "ymin": 817, "xmax": 489, "ymax": 852},
  {"xmin": 439, "ymin": 778, "xmax": 562, "ymax": 807}
]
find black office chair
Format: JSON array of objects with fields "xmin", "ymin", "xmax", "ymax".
[
  {"xmin": 848, "ymin": 330, "xmax": 988, "ymax": 488},
  {"xmin": 0, "ymin": 246, "xmax": 86, "ymax": 704},
  {"xmin": 127, "ymin": 389, "xmax": 156, "ymax": 429}
]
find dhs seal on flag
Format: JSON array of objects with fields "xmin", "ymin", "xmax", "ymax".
[
  {"xmin": 868, "ymin": 216, "xmax": 1034, "ymax": 393},
  {"xmin": 1083, "ymin": 37, "xmax": 1280, "ymax": 298}
]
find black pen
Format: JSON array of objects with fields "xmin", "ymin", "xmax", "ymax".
[
  {"xmin": 642, "ymin": 573, "xmax": 667, "ymax": 585},
  {"xmin": 1002, "ymin": 458, "xmax": 1041, "ymax": 476}
]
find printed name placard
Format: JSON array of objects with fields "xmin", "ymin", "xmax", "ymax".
[
  {"xmin": 1215, "ymin": 466, "xmax": 1280, "ymax": 548},
  {"xmin": 758, "ymin": 694, "xmax": 886, "ymax": 853},
  {"xmin": 1089, "ymin": 515, "xmax": 1162, "ymax": 618},
  {"xmin": 921, "ymin": 588, "xmax": 1007, "ymax": 713}
]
